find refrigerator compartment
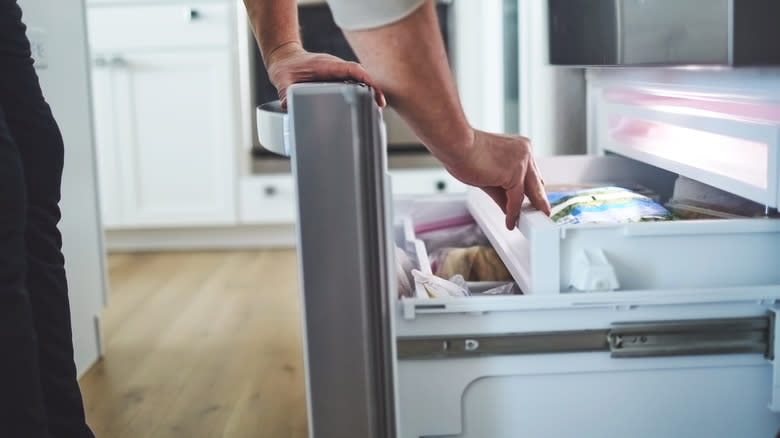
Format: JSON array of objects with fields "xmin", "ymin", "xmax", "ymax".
[
  {"xmin": 595, "ymin": 88, "xmax": 780, "ymax": 208},
  {"xmin": 394, "ymin": 291, "xmax": 780, "ymax": 437},
  {"xmin": 468, "ymin": 155, "xmax": 780, "ymax": 296}
]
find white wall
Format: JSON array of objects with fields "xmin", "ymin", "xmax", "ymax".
[
  {"xmin": 453, "ymin": 0, "xmax": 586, "ymax": 155},
  {"xmin": 452, "ymin": 0, "xmax": 505, "ymax": 134},
  {"xmin": 517, "ymin": 0, "xmax": 586, "ymax": 156},
  {"xmin": 17, "ymin": 0, "xmax": 106, "ymax": 376}
]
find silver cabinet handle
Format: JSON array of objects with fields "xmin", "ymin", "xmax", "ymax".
[{"xmin": 93, "ymin": 57, "xmax": 108, "ymax": 67}]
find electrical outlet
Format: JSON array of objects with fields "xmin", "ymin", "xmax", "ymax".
[{"xmin": 27, "ymin": 27, "xmax": 48, "ymax": 69}]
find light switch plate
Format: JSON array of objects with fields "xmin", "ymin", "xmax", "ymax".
[{"xmin": 27, "ymin": 27, "xmax": 48, "ymax": 69}]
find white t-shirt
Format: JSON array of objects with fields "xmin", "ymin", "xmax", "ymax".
[{"xmin": 326, "ymin": 0, "xmax": 425, "ymax": 30}]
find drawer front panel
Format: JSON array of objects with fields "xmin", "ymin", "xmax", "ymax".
[
  {"xmin": 239, "ymin": 175, "xmax": 296, "ymax": 224},
  {"xmin": 88, "ymin": 2, "xmax": 231, "ymax": 51},
  {"xmin": 398, "ymin": 354, "xmax": 778, "ymax": 438},
  {"xmin": 390, "ymin": 169, "xmax": 466, "ymax": 196}
]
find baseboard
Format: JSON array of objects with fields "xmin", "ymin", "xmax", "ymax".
[{"xmin": 104, "ymin": 224, "xmax": 297, "ymax": 252}]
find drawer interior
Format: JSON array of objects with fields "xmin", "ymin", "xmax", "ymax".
[
  {"xmin": 394, "ymin": 155, "xmax": 780, "ymax": 304},
  {"xmin": 394, "ymin": 197, "xmax": 519, "ymax": 300}
]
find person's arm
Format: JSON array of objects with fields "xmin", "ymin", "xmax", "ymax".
[
  {"xmin": 342, "ymin": 1, "xmax": 550, "ymax": 228},
  {"xmin": 243, "ymin": 0, "xmax": 548, "ymax": 228},
  {"xmin": 242, "ymin": 0, "xmax": 299, "ymax": 63},
  {"xmin": 242, "ymin": 0, "xmax": 385, "ymax": 107}
]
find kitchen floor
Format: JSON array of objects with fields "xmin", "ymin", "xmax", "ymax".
[{"xmin": 79, "ymin": 250, "xmax": 308, "ymax": 438}]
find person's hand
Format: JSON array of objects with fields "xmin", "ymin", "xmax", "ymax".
[
  {"xmin": 265, "ymin": 41, "xmax": 386, "ymax": 109},
  {"xmin": 443, "ymin": 130, "xmax": 551, "ymax": 230}
]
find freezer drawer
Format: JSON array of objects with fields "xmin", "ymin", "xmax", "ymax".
[
  {"xmin": 464, "ymin": 155, "xmax": 780, "ymax": 296},
  {"xmin": 394, "ymin": 168, "xmax": 780, "ymax": 436},
  {"xmin": 394, "ymin": 197, "xmax": 780, "ymax": 437}
]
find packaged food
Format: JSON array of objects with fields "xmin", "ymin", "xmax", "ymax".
[{"xmin": 546, "ymin": 186, "xmax": 674, "ymax": 225}]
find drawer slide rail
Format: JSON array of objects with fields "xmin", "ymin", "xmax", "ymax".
[{"xmin": 397, "ymin": 315, "xmax": 773, "ymax": 360}]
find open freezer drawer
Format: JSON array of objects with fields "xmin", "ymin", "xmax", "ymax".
[{"xmin": 393, "ymin": 155, "xmax": 780, "ymax": 436}]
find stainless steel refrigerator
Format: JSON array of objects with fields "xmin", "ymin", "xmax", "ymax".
[{"xmin": 257, "ymin": 76, "xmax": 780, "ymax": 437}]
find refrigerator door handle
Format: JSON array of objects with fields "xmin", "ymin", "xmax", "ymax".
[{"xmin": 255, "ymin": 100, "xmax": 290, "ymax": 157}]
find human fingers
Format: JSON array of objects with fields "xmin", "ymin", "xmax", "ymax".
[
  {"xmin": 525, "ymin": 160, "xmax": 551, "ymax": 216},
  {"xmin": 372, "ymin": 87, "xmax": 387, "ymax": 108},
  {"xmin": 504, "ymin": 181, "xmax": 526, "ymax": 230},
  {"xmin": 324, "ymin": 60, "xmax": 387, "ymax": 108},
  {"xmin": 278, "ymin": 89, "xmax": 289, "ymax": 110}
]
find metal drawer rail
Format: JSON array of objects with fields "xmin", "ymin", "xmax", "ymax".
[{"xmin": 397, "ymin": 315, "xmax": 773, "ymax": 360}]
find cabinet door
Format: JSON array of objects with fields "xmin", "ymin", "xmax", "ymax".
[
  {"xmin": 90, "ymin": 56, "xmax": 123, "ymax": 227},
  {"xmin": 111, "ymin": 50, "xmax": 236, "ymax": 226}
]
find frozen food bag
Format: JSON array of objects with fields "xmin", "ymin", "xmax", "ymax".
[{"xmin": 547, "ymin": 186, "xmax": 674, "ymax": 225}]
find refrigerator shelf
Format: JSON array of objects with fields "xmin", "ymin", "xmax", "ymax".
[
  {"xmin": 592, "ymin": 82, "xmax": 780, "ymax": 208},
  {"xmin": 468, "ymin": 155, "xmax": 780, "ymax": 296}
]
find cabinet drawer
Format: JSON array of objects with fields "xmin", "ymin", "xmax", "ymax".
[
  {"xmin": 87, "ymin": 2, "xmax": 231, "ymax": 51},
  {"xmin": 239, "ymin": 175, "xmax": 297, "ymax": 224},
  {"xmin": 390, "ymin": 169, "xmax": 466, "ymax": 196}
]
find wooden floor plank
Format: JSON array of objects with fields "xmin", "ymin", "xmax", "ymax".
[{"xmin": 80, "ymin": 250, "xmax": 307, "ymax": 438}]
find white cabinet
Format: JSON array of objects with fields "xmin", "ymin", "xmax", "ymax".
[
  {"xmin": 238, "ymin": 168, "xmax": 466, "ymax": 224},
  {"xmin": 88, "ymin": 1, "xmax": 237, "ymax": 228},
  {"xmin": 389, "ymin": 168, "xmax": 466, "ymax": 196},
  {"xmin": 90, "ymin": 62, "xmax": 122, "ymax": 227},
  {"xmin": 239, "ymin": 175, "xmax": 298, "ymax": 224}
]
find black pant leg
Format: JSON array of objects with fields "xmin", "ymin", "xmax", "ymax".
[
  {"xmin": 0, "ymin": 105, "xmax": 49, "ymax": 438},
  {"xmin": 0, "ymin": 2, "xmax": 95, "ymax": 437}
]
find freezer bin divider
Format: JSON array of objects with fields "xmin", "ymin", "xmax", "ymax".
[{"xmin": 397, "ymin": 315, "xmax": 773, "ymax": 360}]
